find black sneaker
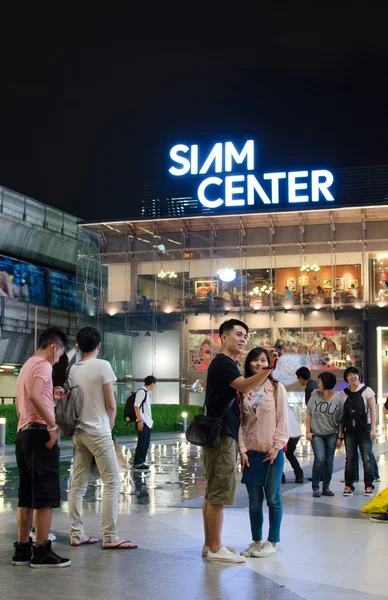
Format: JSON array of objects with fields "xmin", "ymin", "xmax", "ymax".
[
  {"xmin": 12, "ymin": 537, "xmax": 32, "ymax": 566},
  {"xmin": 370, "ymin": 513, "xmax": 388, "ymax": 523},
  {"xmin": 295, "ymin": 476, "xmax": 304, "ymax": 484},
  {"xmin": 133, "ymin": 464, "xmax": 149, "ymax": 470},
  {"xmin": 281, "ymin": 473, "xmax": 286, "ymax": 484},
  {"xmin": 30, "ymin": 540, "xmax": 71, "ymax": 568}
]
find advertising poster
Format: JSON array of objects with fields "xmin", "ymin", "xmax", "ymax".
[{"xmin": 189, "ymin": 328, "xmax": 272, "ymax": 371}]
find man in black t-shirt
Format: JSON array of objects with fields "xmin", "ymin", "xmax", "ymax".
[
  {"xmin": 296, "ymin": 367, "xmax": 318, "ymax": 406},
  {"xmin": 203, "ymin": 319, "xmax": 278, "ymax": 564}
]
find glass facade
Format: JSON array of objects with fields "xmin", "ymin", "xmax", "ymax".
[{"xmin": 77, "ymin": 207, "xmax": 388, "ymax": 408}]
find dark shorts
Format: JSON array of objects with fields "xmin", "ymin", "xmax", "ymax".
[
  {"xmin": 15, "ymin": 429, "xmax": 61, "ymax": 509},
  {"xmin": 203, "ymin": 436, "xmax": 237, "ymax": 505}
]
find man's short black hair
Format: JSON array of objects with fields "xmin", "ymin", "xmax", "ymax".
[
  {"xmin": 39, "ymin": 327, "xmax": 68, "ymax": 350},
  {"xmin": 144, "ymin": 375, "xmax": 156, "ymax": 386},
  {"xmin": 219, "ymin": 319, "xmax": 248, "ymax": 338},
  {"xmin": 296, "ymin": 367, "xmax": 312, "ymax": 381},
  {"xmin": 318, "ymin": 371, "xmax": 337, "ymax": 390},
  {"xmin": 343, "ymin": 366, "xmax": 363, "ymax": 382},
  {"xmin": 76, "ymin": 327, "xmax": 101, "ymax": 353}
]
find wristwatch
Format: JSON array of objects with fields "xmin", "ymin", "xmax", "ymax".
[{"xmin": 48, "ymin": 425, "xmax": 58, "ymax": 432}]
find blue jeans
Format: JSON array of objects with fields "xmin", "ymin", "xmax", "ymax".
[
  {"xmin": 245, "ymin": 450, "xmax": 284, "ymax": 543},
  {"xmin": 311, "ymin": 432, "xmax": 338, "ymax": 491},
  {"xmin": 345, "ymin": 429, "xmax": 374, "ymax": 488},
  {"xmin": 353, "ymin": 441, "xmax": 379, "ymax": 480}
]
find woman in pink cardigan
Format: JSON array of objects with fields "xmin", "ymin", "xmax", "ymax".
[{"xmin": 239, "ymin": 347, "xmax": 289, "ymax": 558}]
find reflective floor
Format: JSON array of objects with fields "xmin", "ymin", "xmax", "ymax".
[{"xmin": 1, "ymin": 435, "xmax": 388, "ymax": 599}]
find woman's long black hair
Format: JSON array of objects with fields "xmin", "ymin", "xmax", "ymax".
[
  {"xmin": 52, "ymin": 352, "xmax": 69, "ymax": 387},
  {"xmin": 244, "ymin": 346, "xmax": 278, "ymax": 389}
]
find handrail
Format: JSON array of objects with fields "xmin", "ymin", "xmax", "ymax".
[{"xmin": 0, "ymin": 397, "xmax": 16, "ymax": 404}]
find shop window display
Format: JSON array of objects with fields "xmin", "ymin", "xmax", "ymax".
[
  {"xmin": 275, "ymin": 264, "xmax": 362, "ymax": 306},
  {"xmin": 370, "ymin": 254, "xmax": 388, "ymax": 304},
  {"xmin": 137, "ymin": 272, "xmax": 189, "ymax": 312},
  {"xmin": 274, "ymin": 327, "xmax": 363, "ymax": 384}
]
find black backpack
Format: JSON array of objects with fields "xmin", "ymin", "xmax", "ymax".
[
  {"xmin": 124, "ymin": 388, "xmax": 147, "ymax": 423},
  {"xmin": 343, "ymin": 386, "xmax": 368, "ymax": 434}
]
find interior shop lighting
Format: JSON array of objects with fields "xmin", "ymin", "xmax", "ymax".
[
  {"xmin": 249, "ymin": 285, "xmax": 273, "ymax": 296},
  {"xmin": 0, "ymin": 365, "xmax": 15, "ymax": 370},
  {"xmin": 300, "ymin": 263, "xmax": 320, "ymax": 272},
  {"xmin": 217, "ymin": 268, "xmax": 236, "ymax": 282},
  {"xmin": 158, "ymin": 270, "xmax": 178, "ymax": 279}
]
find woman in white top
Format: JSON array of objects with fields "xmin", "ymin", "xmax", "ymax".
[{"xmin": 340, "ymin": 367, "xmax": 376, "ymax": 497}]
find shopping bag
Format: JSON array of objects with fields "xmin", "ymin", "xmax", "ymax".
[
  {"xmin": 362, "ymin": 487, "xmax": 388, "ymax": 514},
  {"xmin": 241, "ymin": 451, "xmax": 271, "ymax": 487}
]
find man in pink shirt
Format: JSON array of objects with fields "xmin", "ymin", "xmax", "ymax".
[{"xmin": 13, "ymin": 327, "xmax": 71, "ymax": 569}]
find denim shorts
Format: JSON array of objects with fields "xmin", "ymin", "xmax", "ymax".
[
  {"xmin": 203, "ymin": 436, "xmax": 237, "ymax": 505},
  {"xmin": 15, "ymin": 429, "xmax": 61, "ymax": 509}
]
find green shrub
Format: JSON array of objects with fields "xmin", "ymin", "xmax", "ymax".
[
  {"xmin": 0, "ymin": 404, "xmax": 202, "ymax": 444},
  {"xmin": 0, "ymin": 405, "xmax": 19, "ymax": 445},
  {"xmin": 112, "ymin": 404, "xmax": 201, "ymax": 436}
]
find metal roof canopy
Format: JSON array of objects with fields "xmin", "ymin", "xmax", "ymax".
[{"xmin": 80, "ymin": 205, "xmax": 388, "ymax": 237}]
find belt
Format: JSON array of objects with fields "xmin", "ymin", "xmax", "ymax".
[{"xmin": 19, "ymin": 423, "xmax": 48, "ymax": 432}]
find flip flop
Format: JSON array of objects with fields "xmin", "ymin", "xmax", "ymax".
[
  {"xmin": 70, "ymin": 537, "xmax": 99, "ymax": 546},
  {"xmin": 102, "ymin": 540, "xmax": 138, "ymax": 550}
]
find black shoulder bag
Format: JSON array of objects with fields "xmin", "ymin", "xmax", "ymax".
[{"xmin": 185, "ymin": 396, "xmax": 236, "ymax": 448}]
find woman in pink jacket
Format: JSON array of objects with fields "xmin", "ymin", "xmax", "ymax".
[{"xmin": 239, "ymin": 347, "xmax": 289, "ymax": 558}]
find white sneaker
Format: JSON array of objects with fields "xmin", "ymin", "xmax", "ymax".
[
  {"xmin": 30, "ymin": 531, "xmax": 56, "ymax": 543},
  {"xmin": 207, "ymin": 545, "xmax": 246, "ymax": 563},
  {"xmin": 240, "ymin": 542, "xmax": 262, "ymax": 557},
  {"xmin": 252, "ymin": 541, "xmax": 277, "ymax": 557},
  {"xmin": 201, "ymin": 544, "xmax": 236, "ymax": 557}
]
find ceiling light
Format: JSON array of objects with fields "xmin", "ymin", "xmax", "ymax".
[{"xmin": 218, "ymin": 268, "xmax": 236, "ymax": 282}]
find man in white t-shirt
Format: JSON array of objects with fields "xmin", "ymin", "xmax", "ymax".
[
  {"xmin": 68, "ymin": 327, "xmax": 137, "ymax": 550},
  {"xmin": 133, "ymin": 376, "xmax": 157, "ymax": 469}
]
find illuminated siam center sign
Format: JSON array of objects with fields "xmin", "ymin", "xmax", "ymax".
[{"xmin": 168, "ymin": 140, "xmax": 335, "ymax": 210}]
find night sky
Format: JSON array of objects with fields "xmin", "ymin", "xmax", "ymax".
[{"xmin": 1, "ymin": 7, "xmax": 388, "ymax": 221}]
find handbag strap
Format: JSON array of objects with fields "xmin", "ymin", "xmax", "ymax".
[{"xmin": 202, "ymin": 394, "xmax": 237, "ymax": 418}]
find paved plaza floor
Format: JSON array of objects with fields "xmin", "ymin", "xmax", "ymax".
[{"xmin": 1, "ymin": 432, "xmax": 388, "ymax": 600}]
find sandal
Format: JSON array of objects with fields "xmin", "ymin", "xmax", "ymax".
[
  {"xmin": 102, "ymin": 540, "xmax": 138, "ymax": 549},
  {"xmin": 71, "ymin": 536, "xmax": 99, "ymax": 546}
]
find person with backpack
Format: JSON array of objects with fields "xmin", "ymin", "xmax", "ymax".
[
  {"xmin": 132, "ymin": 376, "xmax": 157, "ymax": 470},
  {"xmin": 340, "ymin": 367, "xmax": 376, "ymax": 497}
]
